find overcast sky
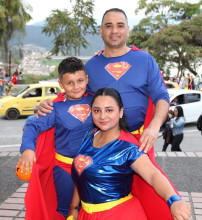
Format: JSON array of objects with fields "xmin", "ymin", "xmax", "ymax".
[{"xmin": 23, "ymin": 0, "xmax": 144, "ymax": 27}]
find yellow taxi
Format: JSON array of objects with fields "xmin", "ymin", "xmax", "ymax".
[
  {"xmin": 164, "ymin": 80, "xmax": 180, "ymax": 89},
  {"xmin": 0, "ymin": 83, "xmax": 63, "ymax": 119}
]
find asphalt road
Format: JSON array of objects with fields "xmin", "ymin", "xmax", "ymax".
[{"xmin": 0, "ymin": 116, "xmax": 201, "ymax": 151}]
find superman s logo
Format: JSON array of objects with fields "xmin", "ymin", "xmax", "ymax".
[
  {"xmin": 69, "ymin": 104, "xmax": 91, "ymax": 122},
  {"xmin": 74, "ymin": 154, "xmax": 93, "ymax": 175},
  {"xmin": 105, "ymin": 62, "xmax": 131, "ymax": 80}
]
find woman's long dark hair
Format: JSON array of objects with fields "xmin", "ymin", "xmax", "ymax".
[
  {"xmin": 175, "ymin": 106, "xmax": 185, "ymax": 121},
  {"xmin": 91, "ymin": 88, "xmax": 129, "ymax": 132}
]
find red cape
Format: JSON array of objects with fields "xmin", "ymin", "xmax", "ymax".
[
  {"xmin": 25, "ymin": 48, "xmax": 178, "ymax": 220},
  {"xmin": 25, "ymin": 94, "xmax": 65, "ymax": 220}
]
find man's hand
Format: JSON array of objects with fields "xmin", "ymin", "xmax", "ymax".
[
  {"xmin": 139, "ymin": 99, "xmax": 169, "ymax": 152},
  {"xmin": 139, "ymin": 124, "xmax": 159, "ymax": 152},
  {"xmin": 37, "ymin": 99, "xmax": 53, "ymax": 118}
]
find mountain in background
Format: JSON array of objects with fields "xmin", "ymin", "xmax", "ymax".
[
  {"xmin": 12, "ymin": 24, "xmax": 104, "ymax": 56},
  {"xmin": 11, "ymin": 18, "xmax": 139, "ymax": 56}
]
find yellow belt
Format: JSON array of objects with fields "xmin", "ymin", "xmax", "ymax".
[
  {"xmin": 55, "ymin": 152, "xmax": 73, "ymax": 164},
  {"xmin": 131, "ymin": 124, "xmax": 144, "ymax": 135},
  {"xmin": 81, "ymin": 193, "xmax": 133, "ymax": 214}
]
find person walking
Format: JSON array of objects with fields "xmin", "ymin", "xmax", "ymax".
[
  {"xmin": 168, "ymin": 106, "xmax": 186, "ymax": 151},
  {"xmin": 162, "ymin": 110, "xmax": 174, "ymax": 151}
]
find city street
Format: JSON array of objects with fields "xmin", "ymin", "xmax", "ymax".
[{"xmin": 0, "ymin": 116, "xmax": 201, "ymax": 152}]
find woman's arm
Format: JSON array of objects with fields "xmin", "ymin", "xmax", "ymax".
[
  {"xmin": 131, "ymin": 154, "xmax": 191, "ymax": 220},
  {"xmin": 67, "ymin": 186, "xmax": 80, "ymax": 220},
  {"xmin": 173, "ymin": 117, "xmax": 185, "ymax": 128}
]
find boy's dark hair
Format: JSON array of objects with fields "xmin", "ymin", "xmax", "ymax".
[
  {"xmin": 91, "ymin": 87, "xmax": 129, "ymax": 132},
  {"xmin": 58, "ymin": 57, "xmax": 86, "ymax": 80},
  {"xmin": 101, "ymin": 8, "xmax": 128, "ymax": 25}
]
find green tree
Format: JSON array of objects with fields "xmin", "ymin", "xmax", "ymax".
[
  {"xmin": 0, "ymin": 0, "xmax": 32, "ymax": 77},
  {"xmin": 42, "ymin": 0, "xmax": 98, "ymax": 56},
  {"xmin": 145, "ymin": 16, "xmax": 202, "ymax": 77},
  {"xmin": 128, "ymin": 0, "xmax": 202, "ymax": 77}
]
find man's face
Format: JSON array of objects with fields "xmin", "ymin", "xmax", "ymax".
[{"xmin": 100, "ymin": 11, "xmax": 129, "ymax": 49}]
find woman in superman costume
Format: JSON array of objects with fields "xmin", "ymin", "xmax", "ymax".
[{"xmin": 69, "ymin": 88, "xmax": 191, "ymax": 220}]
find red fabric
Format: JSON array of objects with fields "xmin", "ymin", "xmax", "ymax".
[
  {"xmin": 25, "ymin": 93, "xmax": 65, "ymax": 220},
  {"xmin": 12, "ymin": 75, "xmax": 17, "ymax": 84},
  {"xmin": 132, "ymin": 97, "xmax": 177, "ymax": 220},
  {"xmin": 128, "ymin": 48, "xmax": 177, "ymax": 219},
  {"xmin": 78, "ymin": 196, "xmax": 147, "ymax": 220}
]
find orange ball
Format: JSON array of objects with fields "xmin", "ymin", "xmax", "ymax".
[{"xmin": 16, "ymin": 162, "xmax": 31, "ymax": 181}]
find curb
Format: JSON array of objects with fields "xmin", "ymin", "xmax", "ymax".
[
  {"xmin": 1, "ymin": 151, "xmax": 202, "ymax": 219},
  {"xmin": 1, "ymin": 151, "xmax": 202, "ymax": 158},
  {"xmin": 0, "ymin": 184, "xmax": 202, "ymax": 220}
]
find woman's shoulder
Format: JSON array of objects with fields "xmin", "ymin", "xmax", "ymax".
[{"xmin": 118, "ymin": 130, "xmax": 140, "ymax": 147}]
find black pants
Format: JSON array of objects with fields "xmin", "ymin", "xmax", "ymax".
[{"xmin": 171, "ymin": 134, "xmax": 183, "ymax": 151}]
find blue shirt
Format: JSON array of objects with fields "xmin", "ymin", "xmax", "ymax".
[
  {"xmin": 168, "ymin": 117, "xmax": 185, "ymax": 136},
  {"xmin": 86, "ymin": 49, "xmax": 169, "ymax": 131},
  {"xmin": 72, "ymin": 130, "xmax": 145, "ymax": 204},
  {"xmin": 20, "ymin": 93, "xmax": 94, "ymax": 157}
]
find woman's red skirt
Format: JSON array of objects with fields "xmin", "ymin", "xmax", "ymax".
[{"xmin": 78, "ymin": 196, "xmax": 147, "ymax": 220}]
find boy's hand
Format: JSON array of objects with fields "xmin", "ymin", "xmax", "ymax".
[
  {"xmin": 67, "ymin": 209, "xmax": 78, "ymax": 220},
  {"xmin": 36, "ymin": 99, "xmax": 53, "ymax": 118},
  {"xmin": 17, "ymin": 149, "xmax": 36, "ymax": 175}
]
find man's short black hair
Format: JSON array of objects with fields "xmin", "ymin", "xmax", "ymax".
[
  {"xmin": 58, "ymin": 57, "xmax": 86, "ymax": 80},
  {"xmin": 101, "ymin": 8, "xmax": 128, "ymax": 25}
]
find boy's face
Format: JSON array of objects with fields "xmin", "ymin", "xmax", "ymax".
[{"xmin": 58, "ymin": 70, "xmax": 88, "ymax": 100}]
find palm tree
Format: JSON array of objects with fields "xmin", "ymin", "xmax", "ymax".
[{"xmin": 0, "ymin": 0, "xmax": 32, "ymax": 77}]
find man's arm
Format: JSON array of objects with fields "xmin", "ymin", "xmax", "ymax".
[
  {"xmin": 37, "ymin": 99, "xmax": 54, "ymax": 117},
  {"xmin": 139, "ymin": 99, "xmax": 169, "ymax": 152}
]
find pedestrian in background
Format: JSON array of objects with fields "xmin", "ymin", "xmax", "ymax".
[
  {"xmin": 168, "ymin": 106, "xmax": 186, "ymax": 151},
  {"xmin": 194, "ymin": 74, "xmax": 200, "ymax": 90},
  {"xmin": 162, "ymin": 110, "xmax": 174, "ymax": 151},
  {"xmin": 179, "ymin": 73, "xmax": 187, "ymax": 89},
  {"xmin": 0, "ymin": 69, "xmax": 4, "ymax": 96}
]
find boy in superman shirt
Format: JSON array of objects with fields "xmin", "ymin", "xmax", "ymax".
[{"xmin": 17, "ymin": 57, "xmax": 94, "ymax": 220}]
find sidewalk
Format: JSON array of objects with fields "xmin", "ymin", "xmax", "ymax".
[{"xmin": 1, "ymin": 151, "xmax": 202, "ymax": 220}]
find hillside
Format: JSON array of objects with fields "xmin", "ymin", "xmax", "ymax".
[{"xmin": 13, "ymin": 25, "xmax": 105, "ymax": 56}]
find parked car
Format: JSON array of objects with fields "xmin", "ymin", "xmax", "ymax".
[
  {"xmin": 168, "ymin": 89, "xmax": 202, "ymax": 123},
  {"xmin": 165, "ymin": 80, "xmax": 180, "ymax": 89},
  {"xmin": 0, "ymin": 83, "xmax": 63, "ymax": 119}
]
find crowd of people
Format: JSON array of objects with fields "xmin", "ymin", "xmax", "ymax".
[
  {"xmin": 0, "ymin": 68, "xmax": 23, "ymax": 96},
  {"xmin": 16, "ymin": 8, "xmax": 191, "ymax": 220},
  {"xmin": 168, "ymin": 73, "xmax": 202, "ymax": 90}
]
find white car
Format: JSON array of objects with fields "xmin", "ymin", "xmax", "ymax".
[{"xmin": 168, "ymin": 89, "xmax": 202, "ymax": 123}]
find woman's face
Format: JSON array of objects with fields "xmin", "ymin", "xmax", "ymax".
[
  {"xmin": 92, "ymin": 95, "xmax": 123, "ymax": 132},
  {"xmin": 174, "ymin": 108, "xmax": 178, "ymax": 117}
]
